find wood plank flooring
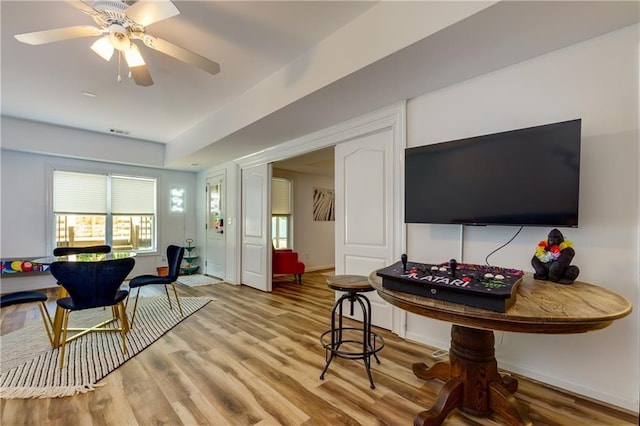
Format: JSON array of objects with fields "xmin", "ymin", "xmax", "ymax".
[{"xmin": 1, "ymin": 270, "xmax": 638, "ymax": 425}]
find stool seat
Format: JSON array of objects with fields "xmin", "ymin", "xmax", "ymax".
[
  {"xmin": 326, "ymin": 274, "xmax": 374, "ymax": 292},
  {"xmin": 0, "ymin": 291, "xmax": 48, "ymax": 307},
  {"xmin": 320, "ymin": 274, "xmax": 384, "ymax": 389}
]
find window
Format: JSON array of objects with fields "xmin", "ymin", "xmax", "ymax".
[
  {"xmin": 271, "ymin": 177, "xmax": 292, "ymax": 249},
  {"xmin": 53, "ymin": 171, "xmax": 156, "ymax": 252},
  {"xmin": 272, "ymin": 215, "xmax": 289, "ymax": 249}
]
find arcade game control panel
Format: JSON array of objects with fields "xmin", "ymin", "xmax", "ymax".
[{"xmin": 376, "ymin": 256, "xmax": 524, "ymax": 312}]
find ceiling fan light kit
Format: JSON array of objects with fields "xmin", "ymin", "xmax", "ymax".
[
  {"xmin": 90, "ymin": 36, "xmax": 114, "ymax": 61},
  {"xmin": 124, "ymin": 43, "xmax": 145, "ymax": 67},
  {"xmin": 14, "ymin": 0, "xmax": 221, "ymax": 87}
]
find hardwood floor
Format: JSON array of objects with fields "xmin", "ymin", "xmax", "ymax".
[{"xmin": 1, "ymin": 270, "xmax": 637, "ymax": 425}]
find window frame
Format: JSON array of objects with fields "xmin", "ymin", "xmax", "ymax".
[
  {"xmin": 51, "ymin": 169, "xmax": 158, "ymax": 254},
  {"xmin": 272, "ymin": 214, "xmax": 291, "ymax": 249},
  {"xmin": 271, "ymin": 177, "xmax": 293, "ymax": 249}
]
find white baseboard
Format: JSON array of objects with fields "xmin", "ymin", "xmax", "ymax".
[
  {"xmin": 405, "ymin": 331, "xmax": 448, "ymax": 353},
  {"xmin": 403, "ymin": 331, "xmax": 638, "ymax": 413},
  {"xmin": 306, "ymin": 265, "xmax": 335, "ymax": 272},
  {"xmin": 496, "ymin": 360, "xmax": 639, "ymax": 413}
]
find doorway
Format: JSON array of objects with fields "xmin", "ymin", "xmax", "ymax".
[
  {"xmin": 235, "ymin": 103, "xmax": 405, "ymax": 333},
  {"xmin": 206, "ymin": 174, "xmax": 225, "ymax": 279},
  {"xmin": 272, "ymin": 146, "xmax": 336, "ymax": 272}
]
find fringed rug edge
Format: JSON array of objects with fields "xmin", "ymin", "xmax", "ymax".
[{"xmin": 1, "ymin": 383, "xmax": 105, "ymax": 399}]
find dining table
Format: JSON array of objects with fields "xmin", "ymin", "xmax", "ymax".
[
  {"xmin": 32, "ymin": 251, "xmax": 136, "ymax": 348},
  {"xmin": 32, "ymin": 251, "xmax": 137, "ymax": 265}
]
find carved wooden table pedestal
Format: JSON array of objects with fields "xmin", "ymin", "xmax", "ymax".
[{"xmin": 412, "ymin": 325, "xmax": 527, "ymax": 425}]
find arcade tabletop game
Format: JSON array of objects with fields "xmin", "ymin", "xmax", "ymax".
[{"xmin": 376, "ymin": 256, "xmax": 524, "ymax": 313}]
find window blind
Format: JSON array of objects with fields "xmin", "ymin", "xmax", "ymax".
[
  {"xmin": 54, "ymin": 171, "xmax": 107, "ymax": 213},
  {"xmin": 112, "ymin": 176, "xmax": 155, "ymax": 214},
  {"xmin": 272, "ymin": 178, "xmax": 291, "ymax": 215}
]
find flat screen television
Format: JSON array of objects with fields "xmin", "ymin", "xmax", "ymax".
[{"xmin": 405, "ymin": 119, "xmax": 581, "ymax": 227}]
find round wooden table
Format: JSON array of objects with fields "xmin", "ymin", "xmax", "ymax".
[{"xmin": 368, "ymin": 271, "xmax": 632, "ymax": 426}]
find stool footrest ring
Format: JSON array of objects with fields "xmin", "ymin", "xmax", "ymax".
[
  {"xmin": 320, "ymin": 327, "xmax": 385, "ymax": 360},
  {"xmin": 319, "ymin": 326, "xmax": 385, "ymax": 389}
]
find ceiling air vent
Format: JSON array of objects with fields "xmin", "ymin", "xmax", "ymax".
[{"xmin": 109, "ymin": 128, "xmax": 130, "ymax": 135}]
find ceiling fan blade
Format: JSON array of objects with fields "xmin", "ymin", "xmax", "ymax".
[
  {"xmin": 125, "ymin": 0, "xmax": 180, "ymax": 27},
  {"xmin": 129, "ymin": 64, "xmax": 154, "ymax": 87},
  {"xmin": 143, "ymin": 36, "xmax": 221, "ymax": 76},
  {"xmin": 15, "ymin": 25, "xmax": 102, "ymax": 45}
]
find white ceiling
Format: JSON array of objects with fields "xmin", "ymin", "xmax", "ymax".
[
  {"xmin": 2, "ymin": 1, "xmax": 638, "ymax": 172},
  {"xmin": 1, "ymin": 1, "xmax": 373, "ymax": 140}
]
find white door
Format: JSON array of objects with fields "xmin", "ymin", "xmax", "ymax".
[
  {"xmin": 241, "ymin": 163, "xmax": 272, "ymax": 291},
  {"xmin": 335, "ymin": 129, "xmax": 396, "ymax": 330},
  {"xmin": 205, "ymin": 174, "xmax": 225, "ymax": 279}
]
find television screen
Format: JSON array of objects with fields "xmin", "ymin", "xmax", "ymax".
[{"xmin": 405, "ymin": 119, "xmax": 581, "ymax": 227}]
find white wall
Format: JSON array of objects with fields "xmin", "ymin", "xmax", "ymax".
[
  {"xmin": 405, "ymin": 24, "xmax": 639, "ymax": 410},
  {"xmin": 2, "ymin": 117, "xmax": 165, "ymax": 168},
  {"xmin": 274, "ymin": 169, "xmax": 335, "ymax": 271},
  {"xmin": 0, "ymin": 150, "xmax": 198, "ymax": 293}
]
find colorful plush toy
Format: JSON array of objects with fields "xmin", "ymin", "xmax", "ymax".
[{"xmin": 531, "ymin": 228, "xmax": 579, "ymax": 284}]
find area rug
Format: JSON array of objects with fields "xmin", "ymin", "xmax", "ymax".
[
  {"xmin": 176, "ymin": 274, "xmax": 222, "ymax": 287},
  {"xmin": 0, "ymin": 296, "xmax": 211, "ymax": 399}
]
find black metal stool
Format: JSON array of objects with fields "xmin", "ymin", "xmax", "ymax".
[{"xmin": 320, "ymin": 274, "xmax": 384, "ymax": 389}]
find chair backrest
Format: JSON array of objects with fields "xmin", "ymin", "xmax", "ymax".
[
  {"xmin": 53, "ymin": 245, "xmax": 111, "ymax": 256},
  {"xmin": 50, "ymin": 258, "xmax": 135, "ymax": 310},
  {"xmin": 167, "ymin": 245, "xmax": 185, "ymax": 281}
]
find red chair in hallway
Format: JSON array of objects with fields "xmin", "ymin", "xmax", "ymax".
[{"xmin": 272, "ymin": 246, "xmax": 305, "ymax": 284}]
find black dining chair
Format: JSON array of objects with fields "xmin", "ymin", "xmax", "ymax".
[
  {"xmin": 0, "ymin": 291, "xmax": 54, "ymax": 346},
  {"xmin": 53, "ymin": 245, "xmax": 111, "ymax": 256},
  {"xmin": 49, "ymin": 257, "xmax": 135, "ymax": 368},
  {"xmin": 52, "ymin": 245, "xmax": 114, "ymax": 297},
  {"xmin": 127, "ymin": 245, "xmax": 184, "ymax": 327}
]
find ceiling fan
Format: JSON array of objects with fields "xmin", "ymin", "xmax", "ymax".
[{"xmin": 14, "ymin": 0, "xmax": 221, "ymax": 87}]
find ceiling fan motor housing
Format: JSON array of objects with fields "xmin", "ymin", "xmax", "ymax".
[
  {"xmin": 107, "ymin": 24, "xmax": 131, "ymax": 51},
  {"xmin": 91, "ymin": 0, "xmax": 130, "ymax": 14},
  {"xmin": 91, "ymin": 0, "xmax": 142, "ymax": 35}
]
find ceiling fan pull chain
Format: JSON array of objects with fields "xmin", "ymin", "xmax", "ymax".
[{"xmin": 117, "ymin": 51, "xmax": 122, "ymax": 83}]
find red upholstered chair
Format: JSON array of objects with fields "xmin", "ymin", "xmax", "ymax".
[{"xmin": 272, "ymin": 246, "xmax": 305, "ymax": 284}]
